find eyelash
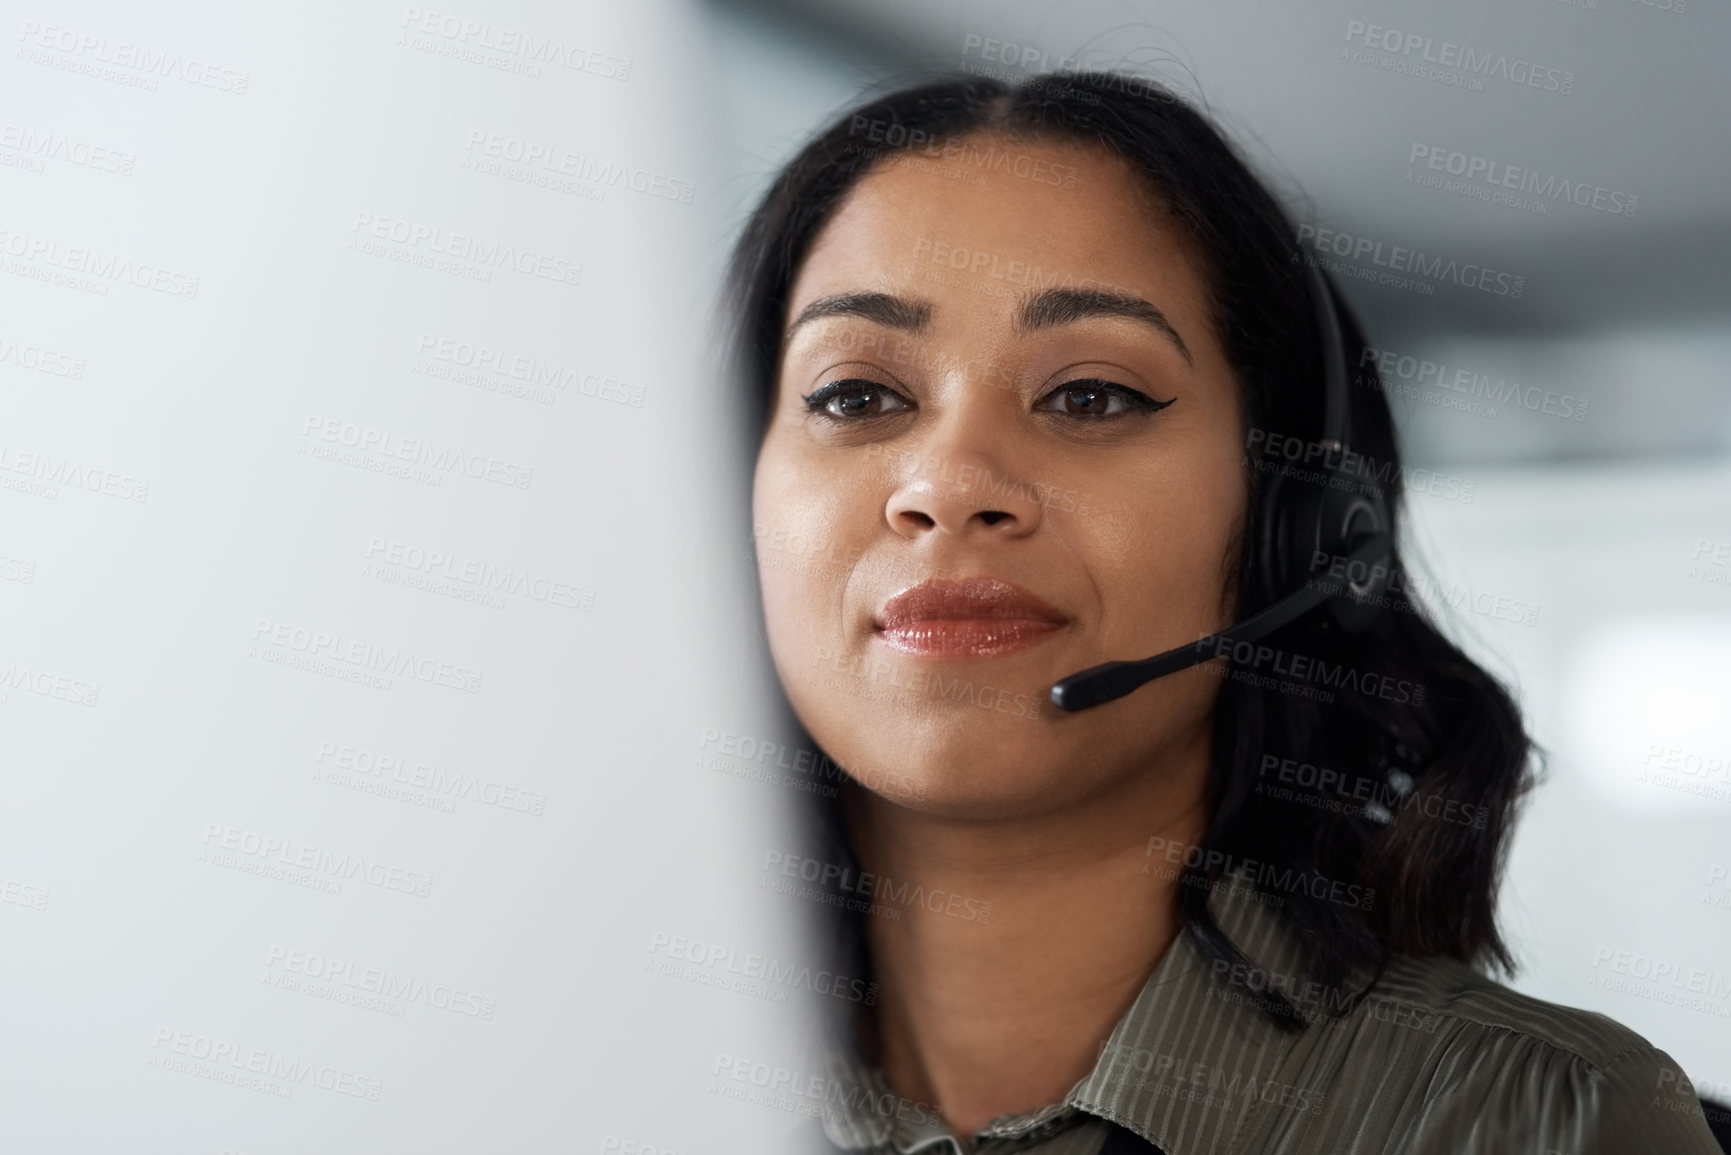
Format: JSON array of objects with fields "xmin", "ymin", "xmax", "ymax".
[{"xmin": 800, "ymin": 377, "xmax": 1175, "ymax": 422}]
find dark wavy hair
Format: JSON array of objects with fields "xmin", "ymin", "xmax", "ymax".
[{"xmin": 724, "ymin": 71, "xmax": 1539, "ymax": 1035}]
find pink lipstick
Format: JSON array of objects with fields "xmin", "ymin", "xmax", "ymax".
[{"xmin": 874, "ymin": 577, "xmax": 1069, "ymax": 658}]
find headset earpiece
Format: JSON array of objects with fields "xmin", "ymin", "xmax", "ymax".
[
  {"xmin": 1258, "ymin": 263, "xmax": 1394, "ymax": 634},
  {"xmin": 1320, "ymin": 478, "xmax": 1391, "ymax": 632}
]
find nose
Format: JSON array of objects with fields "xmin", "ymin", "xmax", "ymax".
[{"xmin": 883, "ymin": 444, "xmax": 1046, "ymax": 541}]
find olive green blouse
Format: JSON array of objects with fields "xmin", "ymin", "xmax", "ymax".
[{"xmin": 815, "ymin": 871, "xmax": 1722, "ymax": 1155}]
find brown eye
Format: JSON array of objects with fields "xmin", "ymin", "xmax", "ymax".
[
  {"xmin": 1037, "ymin": 378, "xmax": 1175, "ymax": 418},
  {"xmin": 801, "ymin": 378, "xmax": 914, "ymax": 421}
]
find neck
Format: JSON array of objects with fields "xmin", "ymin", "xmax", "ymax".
[{"xmin": 845, "ymin": 733, "xmax": 1210, "ymax": 1140}]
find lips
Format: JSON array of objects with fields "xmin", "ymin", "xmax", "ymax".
[{"xmin": 874, "ymin": 577, "xmax": 1069, "ymax": 658}]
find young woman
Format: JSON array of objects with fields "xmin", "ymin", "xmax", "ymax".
[{"xmin": 726, "ymin": 73, "xmax": 1724, "ymax": 1155}]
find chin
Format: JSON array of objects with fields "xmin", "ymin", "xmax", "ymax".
[{"xmin": 835, "ymin": 716, "xmax": 1083, "ymax": 818}]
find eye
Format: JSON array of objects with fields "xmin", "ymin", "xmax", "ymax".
[
  {"xmin": 801, "ymin": 378, "xmax": 914, "ymax": 421},
  {"xmin": 1036, "ymin": 378, "xmax": 1175, "ymax": 418}
]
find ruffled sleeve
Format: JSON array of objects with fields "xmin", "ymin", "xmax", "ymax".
[
  {"xmin": 1576, "ymin": 1043, "xmax": 1724, "ymax": 1155},
  {"xmin": 1394, "ymin": 1027, "xmax": 1723, "ymax": 1155}
]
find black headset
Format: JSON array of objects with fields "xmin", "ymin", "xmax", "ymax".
[{"xmin": 1049, "ymin": 258, "xmax": 1394, "ymax": 712}]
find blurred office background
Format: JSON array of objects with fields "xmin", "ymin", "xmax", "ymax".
[{"xmin": 695, "ymin": 0, "xmax": 1731, "ymax": 1100}]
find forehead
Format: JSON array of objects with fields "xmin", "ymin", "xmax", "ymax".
[{"xmin": 788, "ymin": 134, "xmax": 1209, "ymax": 323}]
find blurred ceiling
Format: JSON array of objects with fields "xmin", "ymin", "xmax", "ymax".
[{"xmin": 706, "ymin": 0, "xmax": 1731, "ymax": 329}]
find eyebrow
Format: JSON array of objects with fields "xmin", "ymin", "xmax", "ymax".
[
  {"xmin": 1018, "ymin": 288, "xmax": 1194, "ymax": 367},
  {"xmin": 786, "ymin": 292, "xmax": 932, "ymax": 337}
]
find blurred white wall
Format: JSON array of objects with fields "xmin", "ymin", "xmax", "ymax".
[
  {"xmin": 0, "ymin": 2, "xmax": 823, "ymax": 1151},
  {"xmin": 1406, "ymin": 461, "xmax": 1731, "ymax": 1093}
]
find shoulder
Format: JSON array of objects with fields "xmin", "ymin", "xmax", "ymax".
[
  {"xmin": 1371, "ymin": 952, "xmax": 1658, "ymax": 1069},
  {"xmin": 1328, "ymin": 953, "xmax": 1722, "ymax": 1153}
]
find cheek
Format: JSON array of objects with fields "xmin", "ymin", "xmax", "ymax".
[
  {"xmin": 1094, "ymin": 457, "xmax": 1247, "ymax": 645},
  {"xmin": 752, "ymin": 448, "xmax": 867, "ymax": 660}
]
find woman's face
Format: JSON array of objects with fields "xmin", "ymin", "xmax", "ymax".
[{"xmin": 752, "ymin": 134, "xmax": 1249, "ymax": 820}]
